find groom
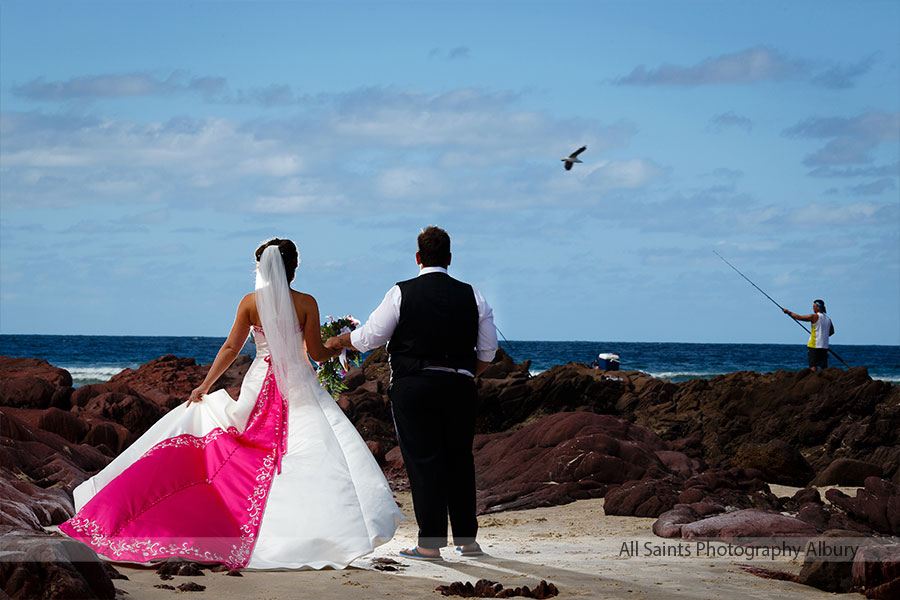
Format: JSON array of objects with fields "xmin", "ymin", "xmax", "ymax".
[{"xmin": 326, "ymin": 226, "xmax": 498, "ymax": 560}]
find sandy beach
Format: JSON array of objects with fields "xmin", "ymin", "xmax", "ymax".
[{"xmin": 108, "ymin": 487, "xmax": 865, "ymax": 600}]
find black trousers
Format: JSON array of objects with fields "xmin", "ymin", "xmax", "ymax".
[
  {"xmin": 389, "ymin": 370, "xmax": 478, "ymax": 549},
  {"xmin": 808, "ymin": 347, "xmax": 829, "ymax": 368}
]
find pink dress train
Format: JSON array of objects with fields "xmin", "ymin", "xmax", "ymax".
[{"xmin": 60, "ymin": 326, "xmax": 401, "ymax": 569}]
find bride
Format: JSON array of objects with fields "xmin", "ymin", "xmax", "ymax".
[{"xmin": 60, "ymin": 238, "xmax": 401, "ymax": 569}]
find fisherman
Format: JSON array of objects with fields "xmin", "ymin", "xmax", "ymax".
[{"xmin": 782, "ymin": 300, "xmax": 834, "ymax": 371}]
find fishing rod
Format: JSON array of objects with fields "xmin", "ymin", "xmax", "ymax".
[
  {"xmin": 713, "ymin": 250, "xmax": 850, "ymax": 368},
  {"xmin": 494, "ymin": 325, "xmax": 517, "ymax": 363}
]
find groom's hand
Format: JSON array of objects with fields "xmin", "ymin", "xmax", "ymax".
[{"xmin": 324, "ymin": 336, "xmax": 342, "ymax": 351}]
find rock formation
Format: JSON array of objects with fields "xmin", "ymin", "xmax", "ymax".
[
  {"xmin": 1, "ymin": 350, "xmax": 897, "ymax": 598},
  {"xmin": 0, "ymin": 355, "xmax": 249, "ymax": 597}
]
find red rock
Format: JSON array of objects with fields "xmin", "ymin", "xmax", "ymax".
[
  {"xmin": 356, "ymin": 352, "xmax": 899, "ymax": 490},
  {"xmin": 108, "ymin": 355, "xmax": 203, "ymax": 402},
  {"xmin": 104, "ymin": 354, "xmax": 251, "ymax": 410},
  {"xmin": 653, "ymin": 501, "xmax": 725, "ymax": 538},
  {"xmin": 361, "ymin": 347, "xmax": 391, "ymax": 381},
  {"xmin": 352, "ymin": 415, "xmax": 397, "ymax": 454},
  {"xmin": 0, "ymin": 408, "xmax": 109, "ymax": 529},
  {"xmin": 81, "ymin": 419, "xmax": 134, "ymax": 455},
  {"xmin": 50, "ymin": 386, "xmax": 74, "ymax": 409},
  {"xmin": 679, "ymin": 468, "xmax": 776, "ymax": 510},
  {"xmin": 825, "ymin": 477, "xmax": 900, "ymax": 535},
  {"xmin": 366, "ymin": 440, "xmax": 386, "ymax": 464},
  {"xmin": 680, "ymin": 508, "xmax": 818, "ymax": 541},
  {"xmin": 655, "ymin": 450, "xmax": 700, "ymax": 479},
  {"xmin": 0, "ymin": 529, "xmax": 116, "ymax": 599},
  {"xmin": 605, "ymin": 477, "xmax": 682, "ymax": 518},
  {"xmin": 813, "ymin": 458, "xmax": 883, "ymax": 487},
  {"xmin": 793, "ymin": 502, "xmax": 872, "ymax": 534},
  {"xmin": 785, "ymin": 487, "xmax": 822, "ymax": 508},
  {"xmin": 798, "ymin": 530, "xmax": 863, "ymax": 592},
  {"xmin": 37, "ymin": 407, "xmax": 89, "ymax": 443},
  {"xmin": 851, "ymin": 543, "xmax": 900, "ymax": 599},
  {"xmin": 1, "ymin": 408, "xmax": 109, "ymax": 474},
  {"xmin": 73, "ymin": 391, "xmax": 165, "ymax": 437},
  {"xmin": 338, "ymin": 379, "xmax": 390, "ymax": 424},
  {"xmin": 0, "ymin": 376, "xmax": 57, "ymax": 409},
  {"xmin": 342, "ymin": 366, "xmax": 366, "ymax": 391},
  {"xmin": 474, "ymin": 412, "xmax": 670, "ymax": 513},
  {"xmin": 383, "ymin": 445, "xmax": 409, "ymax": 492},
  {"xmin": 32, "ymin": 454, "xmax": 93, "ymax": 490},
  {"xmin": 733, "ymin": 439, "xmax": 815, "ymax": 486},
  {"xmin": 0, "ymin": 475, "xmax": 44, "ymax": 531},
  {"xmin": 8, "ymin": 404, "xmax": 136, "ymax": 457},
  {"xmin": 0, "ymin": 356, "xmax": 73, "ymax": 387},
  {"xmin": 652, "ymin": 505, "xmax": 698, "ymax": 538},
  {"xmin": 0, "ymin": 357, "xmax": 75, "ymax": 411},
  {"xmin": 683, "ymin": 467, "xmax": 768, "ymax": 491},
  {"xmin": 620, "ymin": 367, "xmax": 898, "ymax": 484},
  {"xmin": 478, "ymin": 347, "xmax": 529, "ymax": 380},
  {"xmin": 70, "ymin": 380, "xmax": 139, "ymax": 408}
]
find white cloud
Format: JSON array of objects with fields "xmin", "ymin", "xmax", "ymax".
[
  {"xmin": 584, "ymin": 159, "xmax": 667, "ymax": 190},
  {"xmin": 709, "ymin": 111, "xmax": 753, "ymax": 133},
  {"xmin": 616, "ymin": 46, "xmax": 873, "ymax": 88},
  {"xmin": 239, "ymin": 155, "xmax": 305, "ymax": 177},
  {"xmin": 249, "ymin": 178, "xmax": 347, "ymax": 214},
  {"xmin": 783, "ymin": 110, "xmax": 900, "ymax": 167},
  {"xmin": 375, "ymin": 166, "xmax": 445, "ymax": 199},
  {"xmin": 428, "ymin": 46, "xmax": 472, "ymax": 60},
  {"xmin": 0, "ymin": 87, "xmax": 640, "ymax": 213},
  {"xmin": 449, "ymin": 46, "xmax": 471, "ymax": 60},
  {"xmin": 12, "ymin": 72, "xmax": 227, "ymax": 101},
  {"xmin": 785, "ymin": 200, "xmax": 898, "ymax": 226},
  {"xmin": 617, "ymin": 46, "xmax": 808, "ymax": 86},
  {"xmin": 250, "ymin": 194, "xmax": 322, "ymax": 214}
]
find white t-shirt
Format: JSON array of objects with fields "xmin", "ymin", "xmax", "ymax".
[{"xmin": 808, "ymin": 312, "xmax": 832, "ymax": 349}]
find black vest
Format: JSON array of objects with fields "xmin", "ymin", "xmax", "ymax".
[{"xmin": 387, "ymin": 272, "xmax": 479, "ymax": 379}]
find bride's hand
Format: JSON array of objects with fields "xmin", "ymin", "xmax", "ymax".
[{"xmin": 187, "ymin": 387, "xmax": 206, "ymax": 406}]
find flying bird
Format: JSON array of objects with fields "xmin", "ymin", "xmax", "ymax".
[{"xmin": 561, "ymin": 146, "xmax": 587, "ymax": 171}]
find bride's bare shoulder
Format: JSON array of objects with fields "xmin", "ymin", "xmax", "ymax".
[
  {"xmin": 290, "ymin": 290, "xmax": 319, "ymax": 308},
  {"xmin": 238, "ymin": 292, "xmax": 255, "ymax": 305},
  {"xmin": 239, "ymin": 292, "xmax": 258, "ymax": 318}
]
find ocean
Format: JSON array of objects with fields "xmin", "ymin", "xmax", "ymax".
[{"xmin": 1, "ymin": 334, "xmax": 898, "ymax": 387}]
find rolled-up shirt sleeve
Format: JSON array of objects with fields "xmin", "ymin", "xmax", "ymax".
[
  {"xmin": 350, "ymin": 285, "xmax": 401, "ymax": 353},
  {"xmin": 473, "ymin": 287, "xmax": 498, "ymax": 363}
]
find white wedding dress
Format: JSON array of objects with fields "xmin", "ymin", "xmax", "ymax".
[{"xmin": 64, "ymin": 323, "xmax": 402, "ymax": 570}]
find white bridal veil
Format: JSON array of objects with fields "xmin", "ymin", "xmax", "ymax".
[{"xmin": 255, "ymin": 245, "xmax": 314, "ymax": 397}]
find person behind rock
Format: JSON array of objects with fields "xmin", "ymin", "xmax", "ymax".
[
  {"xmin": 326, "ymin": 225, "xmax": 498, "ymax": 560},
  {"xmin": 783, "ymin": 299, "xmax": 834, "ymax": 371}
]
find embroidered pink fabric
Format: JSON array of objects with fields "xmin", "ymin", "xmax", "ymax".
[{"xmin": 59, "ymin": 363, "xmax": 288, "ymax": 569}]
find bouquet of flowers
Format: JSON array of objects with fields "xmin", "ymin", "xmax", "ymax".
[{"xmin": 317, "ymin": 315, "xmax": 362, "ymax": 399}]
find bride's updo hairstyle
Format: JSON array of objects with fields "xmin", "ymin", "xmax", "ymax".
[{"xmin": 255, "ymin": 238, "xmax": 299, "ymax": 282}]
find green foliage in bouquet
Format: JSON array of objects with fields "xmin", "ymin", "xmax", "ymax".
[{"xmin": 317, "ymin": 315, "xmax": 362, "ymax": 399}]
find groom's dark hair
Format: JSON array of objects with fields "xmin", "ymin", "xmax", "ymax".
[{"xmin": 417, "ymin": 226, "xmax": 451, "ymax": 267}]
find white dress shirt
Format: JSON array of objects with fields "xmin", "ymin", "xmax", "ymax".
[{"xmin": 350, "ymin": 267, "xmax": 498, "ymax": 370}]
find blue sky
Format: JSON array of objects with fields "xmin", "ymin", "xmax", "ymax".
[{"xmin": 1, "ymin": 1, "xmax": 898, "ymax": 345}]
